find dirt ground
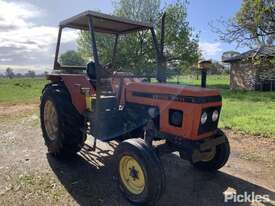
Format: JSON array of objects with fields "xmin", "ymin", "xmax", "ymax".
[{"xmin": 0, "ymin": 104, "xmax": 274, "ymax": 206}]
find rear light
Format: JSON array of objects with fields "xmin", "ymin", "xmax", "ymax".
[{"xmin": 169, "ymin": 109, "xmax": 183, "ymax": 127}]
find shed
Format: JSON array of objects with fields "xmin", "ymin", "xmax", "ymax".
[{"xmin": 223, "ymin": 46, "xmax": 275, "ymax": 91}]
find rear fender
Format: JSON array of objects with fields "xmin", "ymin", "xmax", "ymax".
[{"xmin": 47, "ymin": 74, "xmax": 95, "ymax": 114}]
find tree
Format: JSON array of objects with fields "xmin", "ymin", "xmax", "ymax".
[
  {"xmin": 77, "ymin": 0, "xmax": 199, "ymax": 75},
  {"xmin": 111, "ymin": 0, "xmax": 162, "ymax": 75},
  {"xmin": 212, "ymin": 0, "xmax": 275, "ymax": 47},
  {"xmin": 5, "ymin": 67, "xmax": 14, "ymax": 79},
  {"xmin": 26, "ymin": 70, "xmax": 36, "ymax": 78},
  {"xmin": 159, "ymin": 1, "xmax": 199, "ymax": 72},
  {"xmin": 77, "ymin": 32, "xmax": 117, "ymax": 66},
  {"xmin": 15, "ymin": 73, "xmax": 23, "ymax": 78},
  {"xmin": 59, "ymin": 50, "xmax": 86, "ymax": 66}
]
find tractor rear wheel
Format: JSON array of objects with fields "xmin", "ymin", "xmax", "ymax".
[
  {"xmin": 40, "ymin": 83, "xmax": 86, "ymax": 158},
  {"xmin": 190, "ymin": 130, "xmax": 230, "ymax": 171},
  {"xmin": 116, "ymin": 138, "xmax": 165, "ymax": 205}
]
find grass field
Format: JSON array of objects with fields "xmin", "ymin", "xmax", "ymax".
[
  {"xmin": 0, "ymin": 78, "xmax": 48, "ymax": 104},
  {"xmin": 0, "ymin": 76, "xmax": 274, "ymax": 138}
]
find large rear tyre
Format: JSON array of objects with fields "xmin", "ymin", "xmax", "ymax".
[
  {"xmin": 191, "ymin": 130, "xmax": 230, "ymax": 171},
  {"xmin": 40, "ymin": 83, "xmax": 86, "ymax": 158},
  {"xmin": 116, "ymin": 139, "xmax": 165, "ymax": 205}
]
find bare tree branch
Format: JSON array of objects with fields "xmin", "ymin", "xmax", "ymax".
[{"xmin": 210, "ymin": 0, "xmax": 275, "ymax": 48}]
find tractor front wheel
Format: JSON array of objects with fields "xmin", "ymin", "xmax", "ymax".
[
  {"xmin": 190, "ymin": 130, "xmax": 230, "ymax": 171},
  {"xmin": 116, "ymin": 139, "xmax": 165, "ymax": 205},
  {"xmin": 40, "ymin": 83, "xmax": 86, "ymax": 158}
]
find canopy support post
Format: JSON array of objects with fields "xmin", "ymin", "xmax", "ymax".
[
  {"xmin": 53, "ymin": 26, "xmax": 62, "ymax": 70},
  {"xmin": 112, "ymin": 34, "xmax": 119, "ymax": 66},
  {"xmin": 151, "ymin": 28, "xmax": 167, "ymax": 83},
  {"xmin": 88, "ymin": 15, "xmax": 101, "ymax": 138}
]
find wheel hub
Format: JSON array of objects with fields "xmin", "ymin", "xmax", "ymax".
[
  {"xmin": 129, "ymin": 167, "xmax": 139, "ymax": 180},
  {"xmin": 44, "ymin": 100, "xmax": 59, "ymax": 141},
  {"xmin": 119, "ymin": 155, "xmax": 145, "ymax": 195},
  {"xmin": 200, "ymin": 147, "xmax": 216, "ymax": 162}
]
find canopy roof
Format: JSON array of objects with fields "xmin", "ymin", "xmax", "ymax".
[{"xmin": 60, "ymin": 10, "xmax": 153, "ymax": 34}]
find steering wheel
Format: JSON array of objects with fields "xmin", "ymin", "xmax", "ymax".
[
  {"xmin": 102, "ymin": 62, "xmax": 119, "ymax": 77},
  {"xmin": 103, "ymin": 62, "xmax": 113, "ymax": 72}
]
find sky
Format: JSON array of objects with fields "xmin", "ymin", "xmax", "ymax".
[{"xmin": 0, "ymin": 0, "xmax": 244, "ymax": 73}]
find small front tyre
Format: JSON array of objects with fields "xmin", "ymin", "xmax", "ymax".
[
  {"xmin": 116, "ymin": 139, "xmax": 165, "ymax": 205},
  {"xmin": 191, "ymin": 130, "xmax": 230, "ymax": 171}
]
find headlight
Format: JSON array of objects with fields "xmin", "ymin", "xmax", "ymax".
[
  {"xmin": 201, "ymin": 112, "xmax": 208, "ymax": 124},
  {"xmin": 212, "ymin": 110, "xmax": 219, "ymax": 122}
]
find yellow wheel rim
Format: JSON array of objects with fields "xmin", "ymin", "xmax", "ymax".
[
  {"xmin": 201, "ymin": 147, "xmax": 216, "ymax": 162},
  {"xmin": 119, "ymin": 155, "xmax": 145, "ymax": 195},
  {"xmin": 44, "ymin": 100, "xmax": 59, "ymax": 141}
]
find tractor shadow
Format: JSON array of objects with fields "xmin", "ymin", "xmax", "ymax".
[{"xmin": 47, "ymin": 143, "xmax": 275, "ymax": 206}]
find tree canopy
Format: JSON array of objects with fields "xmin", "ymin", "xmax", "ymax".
[
  {"xmin": 26, "ymin": 70, "xmax": 36, "ymax": 78},
  {"xmin": 160, "ymin": 1, "xmax": 199, "ymax": 70},
  {"xmin": 5, "ymin": 67, "xmax": 15, "ymax": 79},
  {"xmin": 77, "ymin": 0, "xmax": 199, "ymax": 75},
  {"xmin": 212, "ymin": 0, "xmax": 275, "ymax": 47},
  {"xmin": 59, "ymin": 50, "xmax": 86, "ymax": 66}
]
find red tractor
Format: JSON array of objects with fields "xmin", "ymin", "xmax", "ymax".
[{"xmin": 40, "ymin": 11, "xmax": 230, "ymax": 205}]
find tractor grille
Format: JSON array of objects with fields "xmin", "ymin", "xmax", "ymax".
[{"xmin": 198, "ymin": 106, "xmax": 221, "ymax": 135}]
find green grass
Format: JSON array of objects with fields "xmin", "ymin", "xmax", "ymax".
[
  {"xmin": 0, "ymin": 78, "xmax": 48, "ymax": 104},
  {"xmin": 169, "ymin": 75, "xmax": 275, "ymax": 138},
  {"xmin": 0, "ymin": 76, "xmax": 274, "ymax": 138},
  {"xmin": 169, "ymin": 74, "xmax": 230, "ymax": 89}
]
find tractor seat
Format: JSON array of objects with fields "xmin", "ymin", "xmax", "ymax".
[
  {"xmin": 87, "ymin": 61, "xmax": 114, "ymax": 95},
  {"xmin": 87, "ymin": 61, "xmax": 96, "ymax": 87}
]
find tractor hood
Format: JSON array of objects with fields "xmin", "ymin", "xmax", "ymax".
[
  {"xmin": 125, "ymin": 82, "xmax": 222, "ymax": 139},
  {"xmin": 126, "ymin": 82, "xmax": 221, "ymax": 99}
]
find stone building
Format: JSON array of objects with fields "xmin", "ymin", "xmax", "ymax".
[{"xmin": 223, "ymin": 46, "xmax": 275, "ymax": 91}]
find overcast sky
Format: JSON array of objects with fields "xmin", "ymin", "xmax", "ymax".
[{"xmin": 0, "ymin": 0, "xmax": 244, "ymax": 73}]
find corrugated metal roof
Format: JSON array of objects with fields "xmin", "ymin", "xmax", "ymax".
[{"xmin": 223, "ymin": 46, "xmax": 275, "ymax": 63}]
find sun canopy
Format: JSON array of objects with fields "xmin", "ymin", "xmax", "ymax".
[{"xmin": 60, "ymin": 10, "xmax": 153, "ymax": 34}]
